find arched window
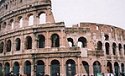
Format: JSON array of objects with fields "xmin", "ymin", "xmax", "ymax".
[
  {"xmin": 10, "ymin": 19, "xmax": 14, "ymax": 29},
  {"xmin": 0, "ymin": 42, "xmax": 4, "ymax": 53},
  {"xmin": 112, "ymin": 43, "xmax": 116, "ymax": 55},
  {"xmin": 50, "ymin": 60, "xmax": 60, "ymax": 76},
  {"xmin": 39, "ymin": 13, "xmax": 46, "ymax": 24},
  {"xmin": 3, "ymin": 22, "xmax": 6, "ymax": 29},
  {"xmin": 104, "ymin": 34, "xmax": 109, "ymax": 40},
  {"xmin": 6, "ymin": 40, "xmax": 11, "ymax": 52},
  {"xmin": 97, "ymin": 41, "xmax": 102, "ymax": 50},
  {"xmin": 82, "ymin": 61, "xmax": 89, "ymax": 76},
  {"xmin": 28, "ymin": 15, "xmax": 34, "ymax": 26},
  {"xmin": 67, "ymin": 38, "xmax": 74, "ymax": 47},
  {"xmin": 118, "ymin": 44, "xmax": 122, "ymax": 55},
  {"xmin": 16, "ymin": 38, "xmax": 21, "ymax": 51},
  {"xmin": 36, "ymin": 60, "xmax": 45, "ymax": 76},
  {"xmin": 107, "ymin": 62, "xmax": 113, "ymax": 73},
  {"xmin": 18, "ymin": 16, "xmax": 23, "ymax": 27},
  {"xmin": 5, "ymin": 62, "xmax": 10, "ymax": 76},
  {"xmin": 66, "ymin": 59, "xmax": 76, "ymax": 76},
  {"xmin": 78, "ymin": 37, "xmax": 87, "ymax": 48},
  {"xmin": 13, "ymin": 62, "xmax": 20, "ymax": 76},
  {"xmin": 93, "ymin": 61, "xmax": 101, "ymax": 76},
  {"xmin": 114, "ymin": 62, "xmax": 119, "ymax": 76},
  {"xmin": 24, "ymin": 61, "xmax": 31, "ymax": 76},
  {"xmin": 51, "ymin": 34, "xmax": 60, "ymax": 47},
  {"xmin": 25, "ymin": 36, "xmax": 32, "ymax": 49},
  {"xmin": 0, "ymin": 63, "xmax": 2, "ymax": 76},
  {"xmin": 38, "ymin": 35, "xmax": 45, "ymax": 48},
  {"xmin": 121, "ymin": 63, "xmax": 124, "ymax": 74},
  {"xmin": 105, "ymin": 42, "xmax": 110, "ymax": 55}
]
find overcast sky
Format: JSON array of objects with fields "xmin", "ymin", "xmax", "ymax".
[{"xmin": 52, "ymin": 0, "xmax": 125, "ymax": 29}]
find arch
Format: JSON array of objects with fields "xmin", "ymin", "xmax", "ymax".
[
  {"xmin": 18, "ymin": 16, "xmax": 23, "ymax": 27},
  {"xmin": 93, "ymin": 61, "xmax": 101, "ymax": 76},
  {"xmin": 51, "ymin": 34, "xmax": 60, "ymax": 47},
  {"xmin": 66, "ymin": 59, "xmax": 76, "ymax": 76},
  {"xmin": 25, "ymin": 36, "xmax": 32, "ymax": 49},
  {"xmin": 114, "ymin": 62, "xmax": 119, "ymax": 76},
  {"xmin": 118, "ymin": 43, "xmax": 122, "ymax": 55},
  {"xmin": 13, "ymin": 62, "xmax": 20, "ymax": 76},
  {"xmin": 104, "ymin": 34, "xmax": 109, "ymax": 40},
  {"xmin": 0, "ymin": 63, "xmax": 2, "ymax": 76},
  {"xmin": 28, "ymin": 14, "xmax": 34, "ymax": 26},
  {"xmin": 78, "ymin": 37, "xmax": 87, "ymax": 48},
  {"xmin": 36, "ymin": 60, "xmax": 45, "ymax": 76},
  {"xmin": 97, "ymin": 41, "xmax": 102, "ymax": 50},
  {"xmin": 0, "ymin": 42, "xmax": 4, "ymax": 53},
  {"xmin": 5, "ymin": 62, "xmax": 10, "ymax": 76},
  {"xmin": 38, "ymin": 35, "xmax": 45, "ymax": 48},
  {"xmin": 121, "ymin": 63, "xmax": 124, "ymax": 75},
  {"xmin": 24, "ymin": 61, "xmax": 31, "ymax": 76},
  {"xmin": 82, "ymin": 61, "xmax": 89, "ymax": 76},
  {"xmin": 6, "ymin": 40, "xmax": 11, "ymax": 52},
  {"xmin": 50, "ymin": 60, "xmax": 60, "ymax": 76},
  {"xmin": 16, "ymin": 38, "xmax": 21, "ymax": 51},
  {"xmin": 2, "ymin": 22, "xmax": 6, "ymax": 29},
  {"xmin": 67, "ymin": 38, "xmax": 74, "ymax": 47},
  {"xmin": 112, "ymin": 43, "xmax": 117, "ymax": 55},
  {"xmin": 107, "ymin": 62, "xmax": 113, "ymax": 73},
  {"xmin": 10, "ymin": 19, "xmax": 14, "ymax": 29},
  {"xmin": 105, "ymin": 42, "xmax": 110, "ymax": 55},
  {"xmin": 39, "ymin": 13, "xmax": 46, "ymax": 24}
]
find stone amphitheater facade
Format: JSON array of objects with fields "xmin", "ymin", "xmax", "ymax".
[{"xmin": 0, "ymin": 0, "xmax": 125, "ymax": 76}]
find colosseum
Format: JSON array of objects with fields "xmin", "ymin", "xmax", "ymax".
[{"xmin": 0, "ymin": 0, "xmax": 125, "ymax": 76}]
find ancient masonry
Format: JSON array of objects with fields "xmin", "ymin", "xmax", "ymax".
[{"xmin": 0, "ymin": 0, "xmax": 125, "ymax": 76}]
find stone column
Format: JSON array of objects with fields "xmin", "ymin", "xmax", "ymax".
[
  {"xmin": 45, "ymin": 31, "xmax": 50, "ymax": 48},
  {"xmin": 45, "ymin": 58, "xmax": 49, "ymax": 75},
  {"xmin": 60, "ymin": 29, "xmax": 66, "ymax": 48},
  {"xmin": 89, "ymin": 64, "xmax": 93, "ymax": 76},
  {"xmin": 46, "ymin": 8, "xmax": 55, "ymax": 23},
  {"xmin": 77, "ymin": 57, "xmax": 81, "ymax": 75},
  {"xmin": 61, "ymin": 58, "xmax": 65, "ymax": 76}
]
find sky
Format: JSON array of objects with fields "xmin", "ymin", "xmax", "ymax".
[{"xmin": 52, "ymin": 0, "xmax": 125, "ymax": 29}]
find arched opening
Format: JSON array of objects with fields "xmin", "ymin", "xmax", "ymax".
[
  {"xmin": 114, "ymin": 62, "xmax": 119, "ymax": 76},
  {"xmin": 66, "ymin": 59, "xmax": 76, "ymax": 76},
  {"xmin": 6, "ymin": 40, "xmax": 11, "ymax": 52},
  {"xmin": 3, "ymin": 22, "xmax": 6, "ymax": 29},
  {"xmin": 24, "ymin": 61, "xmax": 31, "ymax": 76},
  {"xmin": 10, "ymin": 19, "xmax": 14, "ymax": 29},
  {"xmin": 104, "ymin": 34, "xmax": 109, "ymax": 40},
  {"xmin": 107, "ymin": 62, "xmax": 113, "ymax": 73},
  {"xmin": 5, "ymin": 62, "xmax": 10, "ymax": 76},
  {"xmin": 39, "ymin": 13, "xmax": 46, "ymax": 24},
  {"xmin": 0, "ymin": 42, "xmax": 4, "ymax": 53},
  {"xmin": 28, "ymin": 15, "xmax": 34, "ymax": 26},
  {"xmin": 82, "ymin": 61, "xmax": 89, "ymax": 76},
  {"xmin": 121, "ymin": 63, "xmax": 124, "ymax": 75},
  {"xmin": 93, "ymin": 61, "xmax": 101, "ymax": 76},
  {"xmin": 50, "ymin": 60, "xmax": 60, "ymax": 76},
  {"xmin": 25, "ymin": 36, "xmax": 32, "ymax": 49},
  {"xmin": 67, "ymin": 38, "xmax": 74, "ymax": 47},
  {"xmin": 13, "ymin": 62, "xmax": 20, "ymax": 76},
  {"xmin": 36, "ymin": 60, "xmax": 45, "ymax": 76},
  {"xmin": 97, "ymin": 41, "xmax": 102, "ymax": 50},
  {"xmin": 78, "ymin": 37, "xmax": 87, "ymax": 48},
  {"xmin": 112, "ymin": 43, "xmax": 116, "ymax": 55},
  {"xmin": 18, "ymin": 16, "xmax": 23, "ymax": 27},
  {"xmin": 51, "ymin": 34, "xmax": 60, "ymax": 47},
  {"xmin": 16, "ymin": 38, "xmax": 21, "ymax": 51},
  {"xmin": 118, "ymin": 44, "xmax": 122, "ymax": 55},
  {"xmin": 0, "ymin": 63, "xmax": 3, "ymax": 76},
  {"xmin": 38, "ymin": 35, "xmax": 45, "ymax": 48},
  {"xmin": 105, "ymin": 42, "xmax": 110, "ymax": 55}
]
